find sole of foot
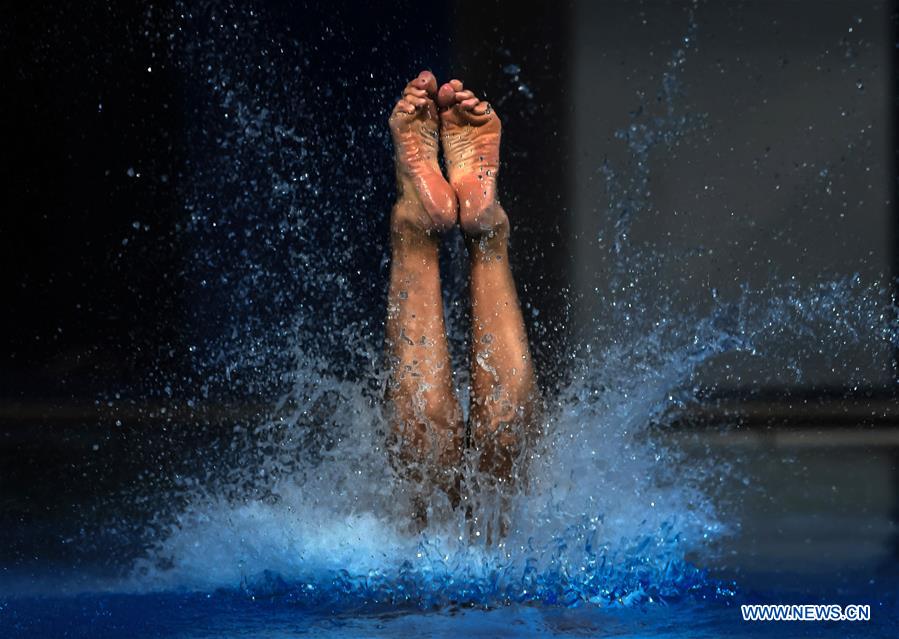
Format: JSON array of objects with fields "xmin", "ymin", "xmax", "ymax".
[
  {"xmin": 388, "ymin": 71, "xmax": 458, "ymax": 233},
  {"xmin": 438, "ymin": 80, "xmax": 508, "ymax": 238}
]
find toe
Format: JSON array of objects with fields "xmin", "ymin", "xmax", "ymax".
[
  {"xmin": 454, "ymin": 90, "xmax": 475, "ymax": 102},
  {"xmin": 459, "ymin": 97, "xmax": 479, "ymax": 110},
  {"xmin": 448, "ymin": 79, "xmax": 463, "ymax": 91},
  {"xmin": 405, "ymin": 94, "xmax": 428, "ymax": 109},
  {"xmin": 437, "ymin": 83, "xmax": 456, "ymax": 109},
  {"xmin": 403, "ymin": 86, "xmax": 428, "ymax": 99},
  {"xmin": 458, "ymin": 98, "xmax": 494, "ymax": 125},
  {"xmin": 407, "ymin": 73, "xmax": 437, "ymax": 99},
  {"xmin": 393, "ymin": 98, "xmax": 415, "ymax": 116},
  {"xmin": 415, "ymin": 70, "xmax": 438, "ymax": 96}
]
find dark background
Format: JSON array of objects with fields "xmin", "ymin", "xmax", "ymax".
[
  {"xmin": 3, "ymin": 0, "xmax": 895, "ymax": 404},
  {"xmin": 1, "ymin": 0, "xmax": 898, "ymax": 583},
  {"xmin": 0, "ymin": 0, "xmax": 574, "ymax": 575}
]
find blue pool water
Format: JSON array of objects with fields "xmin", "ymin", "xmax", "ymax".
[{"xmin": 3, "ymin": 569, "xmax": 898, "ymax": 638}]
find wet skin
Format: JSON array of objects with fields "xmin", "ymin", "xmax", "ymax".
[{"xmin": 385, "ymin": 71, "xmax": 538, "ymax": 533}]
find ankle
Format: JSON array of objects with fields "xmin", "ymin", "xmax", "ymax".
[
  {"xmin": 463, "ymin": 203, "xmax": 509, "ymax": 248},
  {"xmin": 391, "ymin": 201, "xmax": 441, "ymax": 246}
]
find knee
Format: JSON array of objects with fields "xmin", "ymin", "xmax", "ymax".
[
  {"xmin": 385, "ymin": 390, "xmax": 464, "ymax": 465},
  {"xmin": 470, "ymin": 418, "xmax": 521, "ymax": 478},
  {"xmin": 470, "ymin": 397, "xmax": 540, "ymax": 481}
]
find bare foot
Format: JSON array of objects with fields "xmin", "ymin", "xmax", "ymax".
[
  {"xmin": 388, "ymin": 71, "xmax": 457, "ymax": 233},
  {"xmin": 437, "ymin": 80, "xmax": 508, "ymax": 237}
]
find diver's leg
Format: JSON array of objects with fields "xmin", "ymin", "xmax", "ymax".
[
  {"xmin": 385, "ymin": 72, "xmax": 464, "ymax": 522},
  {"xmin": 464, "ymin": 217, "xmax": 538, "ymax": 486},
  {"xmin": 438, "ymin": 81, "xmax": 539, "ymax": 489},
  {"xmin": 385, "ymin": 218, "xmax": 465, "ymax": 518}
]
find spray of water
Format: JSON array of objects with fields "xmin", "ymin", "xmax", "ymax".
[{"xmin": 107, "ymin": 2, "xmax": 898, "ymax": 611}]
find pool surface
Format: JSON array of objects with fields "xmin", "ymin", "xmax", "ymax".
[{"xmin": 3, "ymin": 571, "xmax": 897, "ymax": 638}]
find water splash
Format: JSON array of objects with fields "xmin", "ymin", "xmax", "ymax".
[
  {"xmin": 95, "ymin": 1, "xmax": 898, "ymax": 613},
  {"xmin": 600, "ymin": 9, "xmax": 703, "ymax": 264}
]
